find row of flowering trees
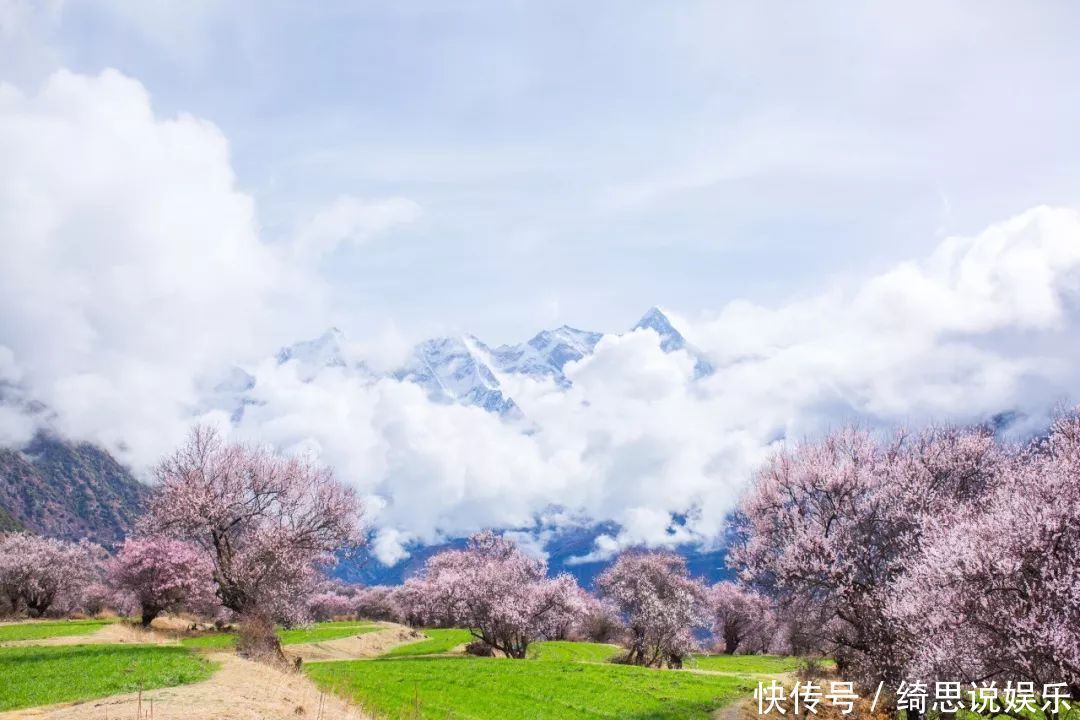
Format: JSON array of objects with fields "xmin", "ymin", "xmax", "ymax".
[
  {"xmin": 5, "ymin": 413, "xmax": 1073, "ymax": 682},
  {"xmin": 0, "ymin": 525, "xmax": 766, "ymax": 667},
  {"xmin": 313, "ymin": 537, "xmax": 775, "ymax": 666},
  {"xmin": 0, "ymin": 532, "xmax": 214, "ymax": 622},
  {"xmin": 1, "ymin": 424, "xmax": 772, "ymax": 667},
  {"xmin": 729, "ymin": 415, "xmax": 1080, "ymax": 700}
]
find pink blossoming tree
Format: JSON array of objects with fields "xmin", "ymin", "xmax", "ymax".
[
  {"xmin": 353, "ymin": 585, "xmax": 405, "ymax": 623},
  {"xmin": 596, "ymin": 550, "xmax": 708, "ymax": 668},
  {"xmin": 410, "ymin": 530, "xmax": 584, "ymax": 658},
  {"xmin": 142, "ymin": 426, "xmax": 364, "ymax": 657},
  {"xmin": 0, "ymin": 532, "xmax": 101, "ymax": 617},
  {"xmin": 307, "ymin": 579, "xmax": 362, "ymax": 621},
  {"xmin": 728, "ymin": 426, "xmax": 1004, "ymax": 685},
  {"xmin": 108, "ymin": 536, "xmax": 217, "ymax": 626},
  {"xmin": 709, "ymin": 580, "xmax": 775, "ymax": 654},
  {"xmin": 889, "ymin": 414, "xmax": 1080, "ymax": 698}
]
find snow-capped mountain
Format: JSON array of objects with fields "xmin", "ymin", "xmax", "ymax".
[
  {"xmin": 479, "ymin": 326, "xmax": 603, "ymax": 387},
  {"xmin": 275, "ymin": 327, "xmax": 349, "ymax": 369},
  {"xmin": 634, "ymin": 307, "xmax": 714, "ymax": 378},
  {"xmin": 266, "ymin": 307, "xmax": 708, "ymax": 419},
  {"xmin": 394, "ymin": 336, "xmax": 519, "ymax": 416}
]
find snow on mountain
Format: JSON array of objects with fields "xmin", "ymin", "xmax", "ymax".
[
  {"xmin": 480, "ymin": 326, "xmax": 603, "ymax": 387},
  {"xmin": 254, "ymin": 307, "xmax": 711, "ymax": 418},
  {"xmin": 633, "ymin": 307, "xmax": 714, "ymax": 378},
  {"xmin": 276, "ymin": 327, "xmax": 349, "ymax": 368},
  {"xmin": 394, "ymin": 336, "xmax": 519, "ymax": 416},
  {"xmin": 633, "ymin": 307, "xmax": 687, "ymax": 352}
]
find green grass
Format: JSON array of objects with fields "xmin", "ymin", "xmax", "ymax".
[
  {"xmin": 0, "ymin": 619, "xmax": 117, "ymax": 643},
  {"xmin": 686, "ymin": 654, "xmax": 803, "ymax": 674},
  {"xmin": 380, "ymin": 628, "xmax": 474, "ymax": 658},
  {"xmin": 307, "ymin": 656, "xmax": 753, "ymax": 720},
  {"xmin": 179, "ymin": 632, "xmax": 238, "ymax": 649},
  {"xmin": 0, "ymin": 644, "xmax": 216, "ymax": 711},
  {"xmin": 528, "ymin": 640, "xmax": 622, "ymax": 663},
  {"xmin": 180, "ymin": 621, "xmax": 377, "ymax": 649}
]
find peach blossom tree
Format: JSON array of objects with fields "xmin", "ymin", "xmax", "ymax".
[
  {"xmin": 0, "ymin": 532, "xmax": 101, "ymax": 617},
  {"xmin": 108, "ymin": 536, "xmax": 217, "ymax": 626},
  {"xmin": 143, "ymin": 426, "xmax": 364, "ymax": 656},
  {"xmin": 409, "ymin": 530, "xmax": 585, "ymax": 658},
  {"xmin": 596, "ymin": 550, "xmax": 709, "ymax": 668}
]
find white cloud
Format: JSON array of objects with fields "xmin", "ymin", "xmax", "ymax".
[
  {"xmin": 0, "ymin": 69, "xmax": 301, "ymax": 465},
  {"xmin": 293, "ymin": 195, "xmax": 422, "ymax": 262}
]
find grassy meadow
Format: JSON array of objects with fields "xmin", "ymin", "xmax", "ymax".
[
  {"xmin": 0, "ymin": 644, "xmax": 216, "ymax": 711},
  {"xmin": 380, "ymin": 628, "xmax": 474, "ymax": 657},
  {"xmin": 0, "ymin": 619, "xmax": 810, "ymax": 718},
  {"xmin": 527, "ymin": 640, "xmax": 622, "ymax": 662},
  {"xmin": 686, "ymin": 653, "xmax": 803, "ymax": 674},
  {"xmin": 308, "ymin": 640, "xmax": 764, "ymax": 720},
  {"xmin": 0, "ymin": 618, "xmax": 117, "ymax": 643}
]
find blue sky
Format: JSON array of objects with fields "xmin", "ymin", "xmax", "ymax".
[
  {"xmin": 5, "ymin": 2, "xmax": 1080, "ymax": 561},
  {"xmin": 9, "ymin": 1, "xmax": 1080, "ymax": 343}
]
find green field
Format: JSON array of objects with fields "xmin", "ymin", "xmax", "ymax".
[
  {"xmin": 0, "ymin": 618, "xmax": 117, "ymax": 643},
  {"xmin": 181, "ymin": 621, "xmax": 377, "ymax": 649},
  {"xmin": 0, "ymin": 644, "xmax": 215, "ymax": 711},
  {"xmin": 307, "ymin": 655, "xmax": 754, "ymax": 719},
  {"xmin": 528, "ymin": 640, "xmax": 622, "ymax": 663},
  {"xmin": 686, "ymin": 654, "xmax": 803, "ymax": 674},
  {"xmin": 381, "ymin": 628, "xmax": 474, "ymax": 657}
]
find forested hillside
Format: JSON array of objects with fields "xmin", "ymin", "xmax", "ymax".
[{"xmin": 0, "ymin": 433, "xmax": 150, "ymax": 546}]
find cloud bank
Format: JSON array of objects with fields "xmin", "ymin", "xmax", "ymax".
[{"xmin": 3, "ymin": 69, "xmax": 1080, "ymax": 564}]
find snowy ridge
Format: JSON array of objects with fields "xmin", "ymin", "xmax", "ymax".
[{"xmin": 263, "ymin": 307, "xmax": 709, "ymax": 419}]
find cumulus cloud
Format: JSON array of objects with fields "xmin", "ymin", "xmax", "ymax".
[
  {"xmin": 0, "ymin": 68, "xmax": 422, "ymax": 469},
  {"xmin": 0, "ymin": 68, "xmax": 294, "ymax": 464}
]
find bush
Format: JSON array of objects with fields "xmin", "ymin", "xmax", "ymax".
[{"xmin": 464, "ymin": 640, "xmax": 494, "ymax": 657}]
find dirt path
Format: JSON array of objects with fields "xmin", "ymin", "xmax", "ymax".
[
  {"xmin": 0, "ymin": 652, "xmax": 371, "ymax": 720},
  {"xmin": 285, "ymin": 624, "xmax": 422, "ymax": 662},
  {"xmin": 713, "ymin": 698, "xmax": 758, "ymax": 720}
]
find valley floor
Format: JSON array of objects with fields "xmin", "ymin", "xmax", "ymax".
[{"xmin": 0, "ymin": 620, "xmax": 784, "ymax": 720}]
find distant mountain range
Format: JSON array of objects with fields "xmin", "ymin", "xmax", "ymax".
[
  {"xmin": 0, "ymin": 308, "xmax": 718, "ymax": 580},
  {"xmin": 252, "ymin": 307, "xmax": 713, "ymax": 422}
]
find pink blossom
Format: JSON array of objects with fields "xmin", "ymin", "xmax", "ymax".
[
  {"xmin": 108, "ymin": 535, "xmax": 217, "ymax": 626},
  {"xmin": 142, "ymin": 425, "xmax": 364, "ymax": 626},
  {"xmin": 0, "ymin": 533, "xmax": 102, "ymax": 617},
  {"xmin": 401, "ymin": 531, "xmax": 585, "ymax": 658},
  {"xmin": 597, "ymin": 550, "xmax": 709, "ymax": 668}
]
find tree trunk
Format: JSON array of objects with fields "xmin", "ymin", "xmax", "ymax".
[
  {"xmin": 140, "ymin": 605, "xmax": 160, "ymax": 627},
  {"xmin": 723, "ymin": 622, "xmax": 740, "ymax": 654}
]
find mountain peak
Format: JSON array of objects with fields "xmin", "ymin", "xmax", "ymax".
[
  {"xmin": 633, "ymin": 307, "xmax": 685, "ymax": 352},
  {"xmin": 276, "ymin": 327, "xmax": 348, "ymax": 367}
]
